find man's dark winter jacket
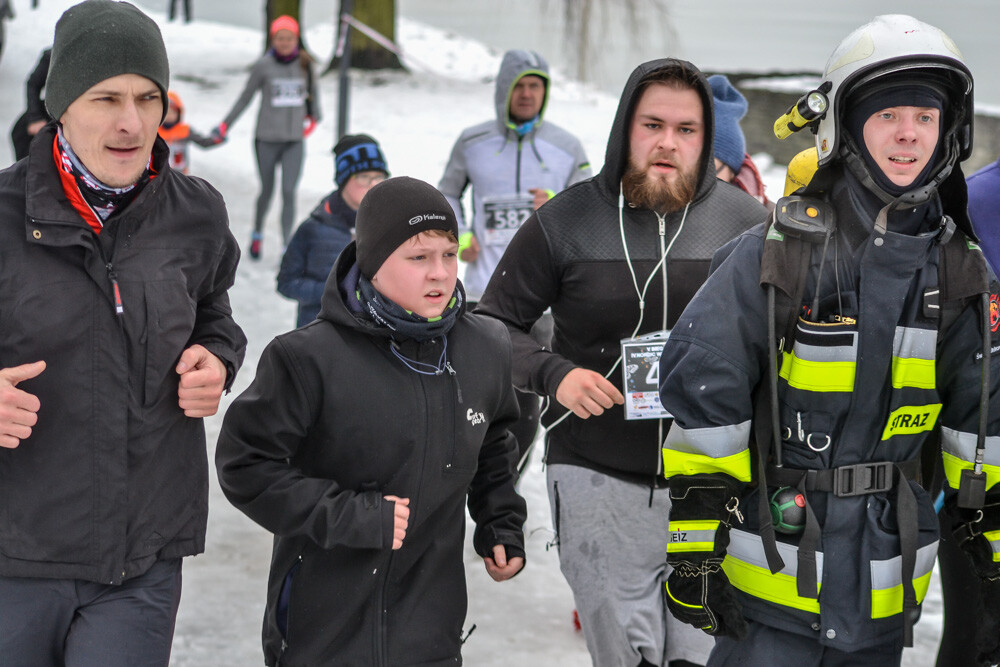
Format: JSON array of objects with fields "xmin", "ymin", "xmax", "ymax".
[
  {"xmin": 216, "ymin": 243, "xmax": 527, "ymax": 666},
  {"xmin": 476, "ymin": 58, "xmax": 769, "ymax": 483},
  {"xmin": 277, "ymin": 190, "xmax": 355, "ymax": 327},
  {"xmin": 0, "ymin": 125, "xmax": 246, "ymax": 585}
]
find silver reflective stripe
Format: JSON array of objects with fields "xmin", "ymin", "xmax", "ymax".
[
  {"xmin": 668, "ymin": 528, "xmax": 717, "ymax": 545},
  {"xmin": 941, "ymin": 427, "xmax": 1000, "ymax": 466},
  {"xmin": 893, "ymin": 326, "xmax": 936, "ymax": 360},
  {"xmin": 792, "ymin": 325, "xmax": 857, "ymax": 363},
  {"xmin": 662, "ymin": 421, "xmax": 751, "ymax": 457},
  {"xmin": 870, "ymin": 542, "xmax": 938, "ymax": 589},
  {"xmin": 727, "ymin": 528, "xmax": 824, "ymax": 583}
]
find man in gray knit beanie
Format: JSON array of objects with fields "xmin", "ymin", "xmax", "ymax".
[{"xmin": 0, "ymin": 1, "xmax": 247, "ymax": 664}]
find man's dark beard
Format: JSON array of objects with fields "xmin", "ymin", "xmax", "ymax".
[{"xmin": 622, "ymin": 160, "xmax": 698, "ymax": 214}]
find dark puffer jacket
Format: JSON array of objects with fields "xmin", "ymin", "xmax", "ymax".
[
  {"xmin": 277, "ymin": 190, "xmax": 355, "ymax": 327},
  {"xmin": 217, "ymin": 242, "xmax": 526, "ymax": 666},
  {"xmin": 0, "ymin": 125, "xmax": 246, "ymax": 585}
]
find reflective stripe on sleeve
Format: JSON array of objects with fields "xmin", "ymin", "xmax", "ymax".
[
  {"xmin": 662, "ymin": 421, "xmax": 752, "ymax": 482},
  {"xmin": 985, "ymin": 530, "xmax": 1000, "ymax": 563},
  {"xmin": 667, "ymin": 520, "xmax": 720, "ymax": 554},
  {"xmin": 869, "ymin": 542, "xmax": 938, "ymax": 619},
  {"xmin": 941, "ymin": 427, "xmax": 1000, "ymax": 491}
]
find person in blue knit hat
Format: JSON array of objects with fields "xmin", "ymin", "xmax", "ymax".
[
  {"xmin": 278, "ymin": 134, "xmax": 389, "ymax": 328},
  {"xmin": 708, "ymin": 74, "xmax": 771, "ymax": 208}
]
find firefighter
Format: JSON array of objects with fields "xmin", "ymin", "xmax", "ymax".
[{"xmin": 658, "ymin": 15, "xmax": 1000, "ymax": 666}]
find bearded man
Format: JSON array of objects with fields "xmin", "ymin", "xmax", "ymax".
[{"xmin": 476, "ymin": 59, "xmax": 767, "ymax": 667}]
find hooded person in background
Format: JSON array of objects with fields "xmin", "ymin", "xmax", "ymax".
[
  {"xmin": 476, "ymin": 58, "xmax": 768, "ymax": 667},
  {"xmin": 659, "ymin": 15, "xmax": 1000, "ymax": 666},
  {"xmin": 0, "ymin": 1, "xmax": 246, "ymax": 664},
  {"xmin": 277, "ymin": 133, "xmax": 388, "ymax": 328},
  {"xmin": 708, "ymin": 74, "xmax": 771, "ymax": 210},
  {"xmin": 217, "ymin": 176, "xmax": 526, "ymax": 666},
  {"xmin": 439, "ymin": 49, "xmax": 592, "ymax": 463}
]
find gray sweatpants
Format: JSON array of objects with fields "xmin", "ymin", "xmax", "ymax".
[
  {"xmin": 253, "ymin": 139, "xmax": 304, "ymax": 244},
  {"xmin": 547, "ymin": 463, "xmax": 714, "ymax": 667}
]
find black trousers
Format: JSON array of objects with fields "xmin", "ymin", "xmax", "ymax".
[
  {"xmin": 709, "ymin": 620, "xmax": 903, "ymax": 666},
  {"xmin": 0, "ymin": 558, "xmax": 183, "ymax": 666}
]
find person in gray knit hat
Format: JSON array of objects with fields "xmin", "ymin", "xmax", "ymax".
[{"xmin": 0, "ymin": 1, "xmax": 247, "ymax": 663}]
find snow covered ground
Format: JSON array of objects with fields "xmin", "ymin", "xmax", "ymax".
[{"xmin": 0, "ymin": 2, "xmax": 945, "ymax": 665}]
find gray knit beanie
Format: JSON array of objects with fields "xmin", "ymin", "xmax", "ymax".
[
  {"xmin": 355, "ymin": 177, "xmax": 459, "ymax": 279},
  {"xmin": 46, "ymin": 0, "xmax": 170, "ymax": 122}
]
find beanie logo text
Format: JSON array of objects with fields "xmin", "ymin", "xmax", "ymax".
[{"xmin": 408, "ymin": 213, "xmax": 448, "ymax": 226}]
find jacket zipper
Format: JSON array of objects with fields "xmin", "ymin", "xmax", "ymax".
[
  {"xmin": 107, "ymin": 263, "xmax": 124, "ymax": 316},
  {"xmin": 375, "ymin": 550, "xmax": 393, "ymax": 666},
  {"xmin": 445, "ymin": 360, "xmax": 462, "ymax": 468}
]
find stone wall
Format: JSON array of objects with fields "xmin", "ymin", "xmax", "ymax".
[{"xmin": 719, "ymin": 73, "xmax": 1000, "ymax": 174}]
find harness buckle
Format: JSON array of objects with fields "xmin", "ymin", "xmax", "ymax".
[{"xmin": 833, "ymin": 461, "xmax": 894, "ymax": 497}]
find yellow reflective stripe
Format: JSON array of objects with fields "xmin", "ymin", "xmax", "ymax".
[
  {"xmin": 662, "ymin": 448, "xmax": 752, "ymax": 483},
  {"xmin": 985, "ymin": 530, "xmax": 1000, "ymax": 562},
  {"xmin": 722, "ymin": 555, "xmax": 820, "ymax": 613},
  {"xmin": 941, "ymin": 452, "xmax": 1000, "ymax": 492},
  {"xmin": 870, "ymin": 570, "xmax": 933, "ymax": 619},
  {"xmin": 779, "ymin": 351, "xmax": 855, "ymax": 392},
  {"xmin": 890, "ymin": 356, "xmax": 936, "ymax": 389},
  {"xmin": 880, "ymin": 403, "xmax": 941, "ymax": 441},
  {"xmin": 667, "ymin": 520, "xmax": 719, "ymax": 554},
  {"xmin": 665, "ymin": 581, "xmax": 704, "ymax": 610}
]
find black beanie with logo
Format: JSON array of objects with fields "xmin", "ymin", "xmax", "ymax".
[
  {"xmin": 355, "ymin": 177, "xmax": 459, "ymax": 279},
  {"xmin": 46, "ymin": 0, "xmax": 170, "ymax": 122}
]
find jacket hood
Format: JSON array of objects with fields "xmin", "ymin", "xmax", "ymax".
[
  {"xmin": 596, "ymin": 58, "xmax": 718, "ymax": 205},
  {"xmin": 494, "ymin": 49, "xmax": 550, "ymax": 135}
]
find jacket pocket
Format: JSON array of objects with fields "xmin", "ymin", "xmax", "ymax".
[
  {"xmin": 863, "ymin": 481, "xmax": 940, "ymax": 620},
  {"xmin": 142, "ymin": 280, "xmax": 196, "ymax": 407},
  {"xmin": 277, "ymin": 556, "xmax": 303, "ymax": 640}
]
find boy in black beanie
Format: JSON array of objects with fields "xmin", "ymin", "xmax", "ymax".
[
  {"xmin": 219, "ymin": 177, "xmax": 526, "ymax": 666},
  {"xmin": 0, "ymin": 2, "xmax": 246, "ymax": 663}
]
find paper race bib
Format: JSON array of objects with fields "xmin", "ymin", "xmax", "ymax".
[
  {"xmin": 270, "ymin": 78, "xmax": 306, "ymax": 108},
  {"xmin": 621, "ymin": 330, "xmax": 672, "ymax": 420},
  {"xmin": 482, "ymin": 194, "xmax": 533, "ymax": 246}
]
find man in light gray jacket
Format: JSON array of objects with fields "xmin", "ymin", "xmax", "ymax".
[{"xmin": 439, "ymin": 49, "xmax": 591, "ymax": 460}]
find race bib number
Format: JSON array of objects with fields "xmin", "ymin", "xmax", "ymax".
[
  {"xmin": 482, "ymin": 194, "xmax": 533, "ymax": 246},
  {"xmin": 621, "ymin": 331, "xmax": 672, "ymax": 420},
  {"xmin": 270, "ymin": 78, "xmax": 306, "ymax": 108}
]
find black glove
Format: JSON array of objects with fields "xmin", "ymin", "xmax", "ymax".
[
  {"xmin": 942, "ymin": 499, "xmax": 1000, "ymax": 665},
  {"xmin": 975, "ymin": 577, "xmax": 1000, "ymax": 665},
  {"xmin": 665, "ymin": 474, "xmax": 748, "ymax": 640}
]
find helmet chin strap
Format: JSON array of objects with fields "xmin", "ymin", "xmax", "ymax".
[{"xmin": 839, "ymin": 132, "xmax": 958, "ymax": 213}]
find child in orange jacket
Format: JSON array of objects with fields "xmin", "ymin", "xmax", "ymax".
[{"xmin": 158, "ymin": 91, "xmax": 216, "ymax": 174}]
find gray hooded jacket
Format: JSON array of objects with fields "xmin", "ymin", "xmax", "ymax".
[{"xmin": 438, "ymin": 49, "xmax": 592, "ymax": 300}]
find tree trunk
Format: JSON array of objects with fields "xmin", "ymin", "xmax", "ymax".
[{"xmin": 329, "ymin": 0, "xmax": 402, "ymax": 72}]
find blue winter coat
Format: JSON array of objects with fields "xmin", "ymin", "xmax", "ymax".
[
  {"xmin": 968, "ymin": 156, "xmax": 1000, "ymax": 274},
  {"xmin": 277, "ymin": 191, "xmax": 355, "ymax": 327}
]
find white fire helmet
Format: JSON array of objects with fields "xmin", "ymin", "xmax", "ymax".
[{"xmin": 814, "ymin": 14, "xmax": 973, "ymax": 169}]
